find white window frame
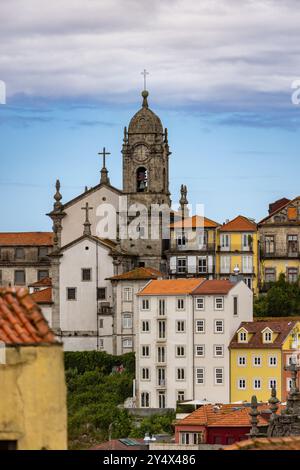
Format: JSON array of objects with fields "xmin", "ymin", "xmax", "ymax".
[
  {"xmin": 253, "ymin": 378, "xmax": 262, "ymax": 390},
  {"xmin": 141, "ymin": 367, "xmax": 150, "ymax": 381},
  {"xmin": 238, "ymin": 330, "xmax": 247, "ymax": 343},
  {"xmin": 176, "ymin": 368, "xmax": 186, "ymax": 381},
  {"xmin": 214, "ymin": 296, "xmax": 224, "ymax": 310},
  {"xmin": 253, "ymin": 355, "xmax": 262, "ymax": 367},
  {"xmin": 238, "ymin": 356, "xmax": 247, "ymax": 367},
  {"xmin": 123, "ymin": 287, "xmax": 133, "ymax": 301},
  {"xmin": 122, "ymin": 313, "xmax": 132, "ymax": 329},
  {"xmin": 141, "ymin": 345, "xmax": 150, "ymax": 357},
  {"xmin": 268, "ymin": 355, "xmax": 277, "ymax": 367},
  {"xmin": 214, "ymin": 367, "xmax": 224, "ymax": 385},
  {"xmin": 238, "ymin": 378, "xmax": 246, "ymax": 390},
  {"xmin": 122, "ymin": 338, "xmax": 133, "ymax": 348},
  {"xmin": 195, "ymin": 319, "xmax": 205, "ymax": 333},
  {"xmin": 269, "ymin": 379, "xmax": 277, "ymax": 390},
  {"xmin": 177, "ymin": 298, "xmax": 185, "ymax": 310},
  {"xmin": 176, "ymin": 320, "xmax": 186, "ymax": 333},
  {"xmin": 214, "ymin": 345, "xmax": 224, "ymax": 358},
  {"xmin": 141, "ymin": 320, "xmax": 150, "ymax": 333},
  {"xmin": 141, "ymin": 391, "xmax": 150, "ymax": 408},
  {"xmin": 141, "ymin": 298, "xmax": 150, "ymax": 310},
  {"xmin": 176, "ymin": 345, "xmax": 186, "ymax": 358},
  {"xmin": 195, "ymin": 345, "xmax": 205, "ymax": 357},
  {"xmin": 195, "ymin": 297, "xmax": 205, "ymax": 310},
  {"xmin": 214, "ymin": 319, "xmax": 224, "ymax": 334},
  {"xmin": 196, "ymin": 367, "xmax": 205, "ymax": 385}
]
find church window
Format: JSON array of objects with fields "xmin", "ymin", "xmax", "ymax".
[
  {"xmin": 38, "ymin": 270, "xmax": 49, "ymax": 281},
  {"xmin": 67, "ymin": 287, "xmax": 76, "ymax": 301},
  {"xmin": 82, "ymin": 268, "xmax": 92, "ymax": 281},
  {"xmin": 97, "ymin": 287, "xmax": 106, "ymax": 300},
  {"xmin": 14, "ymin": 270, "xmax": 25, "ymax": 285},
  {"xmin": 136, "ymin": 167, "xmax": 148, "ymax": 192}
]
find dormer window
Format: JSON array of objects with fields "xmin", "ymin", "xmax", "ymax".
[
  {"xmin": 238, "ymin": 329, "xmax": 248, "ymax": 343},
  {"xmin": 262, "ymin": 328, "xmax": 273, "ymax": 343}
]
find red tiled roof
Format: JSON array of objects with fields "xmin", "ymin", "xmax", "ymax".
[
  {"xmin": 108, "ymin": 267, "xmax": 163, "ymax": 281},
  {"xmin": 29, "ymin": 277, "xmax": 52, "ymax": 288},
  {"xmin": 178, "ymin": 403, "xmax": 283, "ymax": 428},
  {"xmin": 219, "ymin": 216, "xmax": 257, "ymax": 232},
  {"xmin": 138, "ymin": 278, "xmax": 205, "ymax": 296},
  {"xmin": 31, "ymin": 287, "xmax": 52, "ymax": 304},
  {"xmin": 192, "ymin": 279, "xmax": 235, "ymax": 295},
  {"xmin": 0, "ymin": 287, "xmax": 56, "ymax": 345},
  {"xmin": 229, "ymin": 320, "xmax": 298, "ymax": 349},
  {"xmin": 91, "ymin": 438, "xmax": 146, "ymax": 451},
  {"xmin": 0, "ymin": 232, "xmax": 53, "ymax": 246},
  {"xmin": 225, "ymin": 436, "xmax": 300, "ymax": 451},
  {"xmin": 170, "ymin": 215, "xmax": 219, "ymax": 229}
]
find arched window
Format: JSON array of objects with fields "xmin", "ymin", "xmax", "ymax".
[
  {"xmin": 136, "ymin": 167, "xmax": 148, "ymax": 192},
  {"xmin": 141, "ymin": 391, "xmax": 150, "ymax": 408}
]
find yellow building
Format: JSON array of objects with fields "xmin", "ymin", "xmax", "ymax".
[
  {"xmin": 0, "ymin": 287, "xmax": 67, "ymax": 450},
  {"xmin": 229, "ymin": 320, "xmax": 300, "ymax": 403},
  {"xmin": 258, "ymin": 196, "xmax": 300, "ymax": 289},
  {"xmin": 216, "ymin": 215, "xmax": 259, "ymax": 293}
]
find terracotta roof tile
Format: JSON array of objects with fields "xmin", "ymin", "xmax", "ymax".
[
  {"xmin": 0, "ymin": 232, "xmax": 53, "ymax": 246},
  {"xmin": 229, "ymin": 320, "xmax": 297, "ymax": 349},
  {"xmin": 29, "ymin": 277, "xmax": 52, "ymax": 288},
  {"xmin": 192, "ymin": 279, "xmax": 235, "ymax": 295},
  {"xmin": 219, "ymin": 215, "xmax": 257, "ymax": 232},
  {"xmin": 91, "ymin": 438, "xmax": 146, "ymax": 451},
  {"xmin": 170, "ymin": 215, "xmax": 219, "ymax": 229},
  {"xmin": 0, "ymin": 287, "xmax": 57, "ymax": 345},
  {"xmin": 108, "ymin": 267, "xmax": 163, "ymax": 281},
  {"xmin": 225, "ymin": 435, "xmax": 300, "ymax": 450},
  {"xmin": 138, "ymin": 278, "xmax": 205, "ymax": 296},
  {"xmin": 31, "ymin": 287, "xmax": 52, "ymax": 304}
]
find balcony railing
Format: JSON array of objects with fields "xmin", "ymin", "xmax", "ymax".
[
  {"xmin": 260, "ymin": 244, "xmax": 299, "ymax": 259},
  {"xmin": 217, "ymin": 245, "xmax": 254, "ymax": 253},
  {"xmin": 97, "ymin": 302, "xmax": 113, "ymax": 315},
  {"xmin": 173, "ymin": 242, "xmax": 215, "ymax": 252}
]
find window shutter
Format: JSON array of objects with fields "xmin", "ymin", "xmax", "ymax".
[
  {"xmin": 170, "ymin": 256, "xmax": 176, "ymax": 273},
  {"xmin": 188, "ymin": 256, "xmax": 197, "ymax": 273},
  {"xmin": 208, "ymin": 255, "xmax": 213, "ymax": 273}
]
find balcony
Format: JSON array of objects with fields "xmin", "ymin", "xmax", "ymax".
[
  {"xmin": 157, "ymin": 379, "xmax": 167, "ymax": 388},
  {"xmin": 260, "ymin": 244, "xmax": 299, "ymax": 259},
  {"xmin": 97, "ymin": 302, "xmax": 113, "ymax": 315},
  {"xmin": 173, "ymin": 243, "xmax": 215, "ymax": 253},
  {"xmin": 217, "ymin": 245, "xmax": 254, "ymax": 253}
]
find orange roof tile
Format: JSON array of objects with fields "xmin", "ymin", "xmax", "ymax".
[
  {"xmin": 192, "ymin": 279, "xmax": 235, "ymax": 295},
  {"xmin": 107, "ymin": 267, "xmax": 163, "ymax": 281},
  {"xmin": 31, "ymin": 287, "xmax": 52, "ymax": 304},
  {"xmin": 170, "ymin": 215, "xmax": 219, "ymax": 229},
  {"xmin": 225, "ymin": 436, "xmax": 300, "ymax": 451},
  {"xmin": 29, "ymin": 277, "xmax": 52, "ymax": 288},
  {"xmin": 0, "ymin": 232, "xmax": 53, "ymax": 246},
  {"xmin": 229, "ymin": 320, "xmax": 297, "ymax": 349},
  {"xmin": 138, "ymin": 278, "xmax": 205, "ymax": 296},
  {"xmin": 0, "ymin": 287, "xmax": 56, "ymax": 345},
  {"xmin": 219, "ymin": 215, "xmax": 257, "ymax": 232}
]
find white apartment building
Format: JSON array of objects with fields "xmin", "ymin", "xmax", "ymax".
[{"xmin": 136, "ymin": 278, "xmax": 253, "ymax": 409}]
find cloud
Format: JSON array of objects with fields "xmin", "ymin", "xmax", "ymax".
[{"xmin": 1, "ymin": 0, "xmax": 300, "ymax": 112}]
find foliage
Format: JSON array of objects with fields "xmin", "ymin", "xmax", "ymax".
[
  {"xmin": 254, "ymin": 274, "xmax": 300, "ymax": 317},
  {"xmin": 129, "ymin": 412, "xmax": 175, "ymax": 439},
  {"xmin": 64, "ymin": 350, "xmax": 135, "ymax": 375}
]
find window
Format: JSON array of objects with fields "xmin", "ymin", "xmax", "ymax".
[
  {"xmin": 177, "ymin": 232, "xmax": 186, "ymax": 247},
  {"xmin": 177, "ymin": 298, "xmax": 185, "ymax": 310},
  {"xmin": 177, "ymin": 257, "xmax": 186, "ymax": 274},
  {"xmin": 141, "ymin": 345, "xmax": 150, "ymax": 357},
  {"xmin": 99, "ymin": 319, "xmax": 103, "ymax": 328},
  {"xmin": 157, "ymin": 346, "xmax": 166, "ymax": 363},
  {"xmin": 265, "ymin": 235, "xmax": 275, "ymax": 254},
  {"xmin": 14, "ymin": 270, "xmax": 25, "ymax": 285},
  {"xmin": 239, "ymin": 331, "xmax": 247, "ymax": 342},
  {"xmin": 221, "ymin": 234, "xmax": 230, "ymax": 249},
  {"xmin": 142, "ymin": 299, "xmax": 150, "ymax": 310},
  {"xmin": 141, "ymin": 368, "xmax": 150, "ymax": 380},
  {"xmin": 265, "ymin": 268, "xmax": 276, "ymax": 283},
  {"xmin": 180, "ymin": 433, "xmax": 202, "ymax": 445},
  {"xmin": 136, "ymin": 167, "xmax": 148, "ymax": 192},
  {"xmin": 196, "ymin": 319, "xmax": 205, "ymax": 333},
  {"xmin": 141, "ymin": 392, "xmax": 150, "ymax": 408},
  {"xmin": 82, "ymin": 268, "xmax": 92, "ymax": 281},
  {"xmin": 195, "ymin": 345, "xmax": 205, "ymax": 357},
  {"xmin": 253, "ymin": 356, "xmax": 262, "ymax": 366},
  {"xmin": 177, "ymin": 391, "xmax": 185, "ymax": 402},
  {"xmin": 244, "ymin": 277, "xmax": 252, "ymax": 289},
  {"xmin": 97, "ymin": 287, "xmax": 106, "ymax": 300},
  {"xmin": 215, "ymin": 297, "xmax": 224, "ymax": 310},
  {"xmin": 287, "ymin": 234, "xmax": 298, "ymax": 255},
  {"xmin": 220, "ymin": 255, "xmax": 230, "ymax": 273},
  {"xmin": 123, "ymin": 314, "xmax": 132, "ymax": 329},
  {"xmin": 196, "ymin": 368, "xmax": 205, "ymax": 384},
  {"xmin": 158, "ymin": 391, "xmax": 166, "ymax": 409},
  {"xmin": 287, "ymin": 268, "xmax": 298, "ymax": 283},
  {"xmin": 142, "ymin": 320, "xmax": 150, "ymax": 332},
  {"xmin": 238, "ymin": 356, "xmax": 246, "ymax": 366},
  {"xmin": 242, "ymin": 255, "xmax": 253, "ymax": 274},
  {"xmin": 233, "ymin": 296, "xmax": 238, "ymax": 316},
  {"xmin": 158, "ymin": 320, "xmax": 166, "ymax": 339},
  {"xmin": 38, "ymin": 270, "xmax": 49, "ymax": 281},
  {"xmin": 195, "ymin": 297, "xmax": 205, "ymax": 310},
  {"xmin": 176, "ymin": 346, "xmax": 185, "ymax": 357},
  {"xmin": 123, "ymin": 287, "xmax": 132, "ymax": 301},
  {"xmin": 242, "ymin": 233, "xmax": 251, "ymax": 250},
  {"xmin": 38, "ymin": 246, "xmax": 48, "ymax": 259},
  {"xmin": 123, "ymin": 338, "xmax": 132, "ymax": 348},
  {"xmin": 198, "ymin": 257, "xmax": 207, "ymax": 274},
  {"xmin": 214, "ymin": 319, "xmax": 224, "ymax": 334},
  {"xmin": 269, "ymin": 379, "xmax": 277, "ymax": 390},
  {"xmin": 198, "ymin": 230, "xmax": 208, "ymax": 249},
  {"xmin": 176, "ymin": 320, "xmax": 185, "ymax": 332},
  {"xmin": 238, "ymin": 379, "xmax": 246, "ymax": 390},
  {"xmin": 253, "ymin": 379, "xmax": 261, "ymax": 390},
  {"xmin": 287, "ymin": 378, "xmax": 293, "ymax": 391},
  {"xmin": 15, "ymin": 247, "xmax": 25, "ymax": 260},
  {"xmin": 157, "ymin": 368, "xmax": 166, "ymax": 386},
  {"xmin": 214, "ymin": 345, "xmax": 224, "ymax": 357},
  {"xmin": 67, "ymin": 287, "xmax": 76, "ymax": 300},
  {"xmin": 263, "ymin": 330, "xmax": 272, "ymax": 343},
  {"xmin": 214, "ymin": 367, "xmax": 224, "ymax": 385},
  {"xmin": 176, "ymin": 368, "xmax": 185, "ymax": 380},
  {"xmin": 99, "ymin": 338, "xmax": 104, "ymax": 349},
  {"xmin": 269, "ymin": 356, "xmax": 277, "ymax": 366},
  {"xmin": 159, "ymin": 299, "xmax": 166, "ymax": 315}
]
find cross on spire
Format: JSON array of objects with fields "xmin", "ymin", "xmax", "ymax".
[
  {"xmin": 81, "ymin": 201, "xmax": 93, "ymax": 236},
  {"xmin": 141, "ymin": 69, "xmax": 149, "ymax": 90},
  {"xmin": 98, "ymin": 147, "xmax": 111, "ymax": 185},
  {"xmin": 98, "ymin": 147, "xmax": 110, "ymax": 169}
]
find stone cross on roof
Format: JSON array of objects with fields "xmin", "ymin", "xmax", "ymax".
[
  {"xmin": 98, "ymin": 147, "xmax": 111, "ymax": 185},
  {"xmin": 81, "ymin": 201, "xmax": 93, "ymax": 236}
]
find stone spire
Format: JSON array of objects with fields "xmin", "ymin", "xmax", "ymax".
[
  {"xmin": 53, "ymin": 179, "xmax": 63, "ymax": 211},
  {"xmin": 98, "ymin": 147, "xmax": 111, "ymax": 185},
  {"xmin": 268, "ymin": 387, "xmax": 280, "ymax": 422},
  {"xmin": 81, "ymin": 202, "xmax": 93, "ymax": 236},
  {"xmin": 141, "ymin": 90, "xmax": 149, "ymax": 109},
  {"xmin": 179, "ymin": 184, "xmax": 189, "ymax": 218},
  {"xmin": 249, "ymin": 395, "xmax": 260, "ymax": 438}
]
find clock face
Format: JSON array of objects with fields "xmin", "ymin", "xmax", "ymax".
[{"xmin": 133, "ymin": 144, "xmax": 149, "ymax": 162}]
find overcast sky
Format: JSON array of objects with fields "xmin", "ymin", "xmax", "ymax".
[{"xmin": 0, "ymin": 0, "xmax": 299, "ymax": 230}]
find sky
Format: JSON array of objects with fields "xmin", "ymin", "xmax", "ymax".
[{"xmin": 0, "ymin": 0, "xmax": 299, "ymax": 231}]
